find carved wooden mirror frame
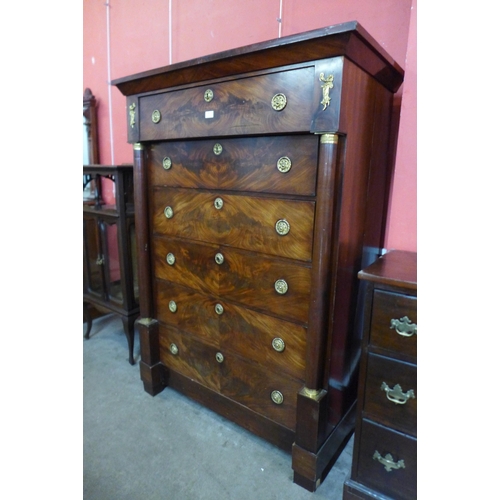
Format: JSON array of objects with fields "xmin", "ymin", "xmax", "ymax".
[{"xmin": 83, "ymin": 88, "xmax": 99, "ymax": 165}]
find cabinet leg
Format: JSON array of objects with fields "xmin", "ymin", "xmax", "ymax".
[
  {"xmin": 83, "ymin": 303, "xmax": 92, "ymax": 339},
  {"xmin": 122, "ymin": 315, "xmax": 137, "ymax": 365}
]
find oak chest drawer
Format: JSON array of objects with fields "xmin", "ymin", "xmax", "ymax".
[
  {"xmin": 148, "ymin": 135, "xmax": 319, "ymax": 196},
  {"xmin": 139, "ymin": 66, "xmax": 316, "ymax": 141},
  {"xmin": 151, "ymin": 187, "xmax": 315, "ymax": 261}
]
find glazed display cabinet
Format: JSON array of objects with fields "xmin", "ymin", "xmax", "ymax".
[
  {"xmin": 83, "ymin": 165, "xmax": 139, "ymax": 365},
  {"xmin": 112, "ymin": 21, "xmax": 403, "ymax": 490}
]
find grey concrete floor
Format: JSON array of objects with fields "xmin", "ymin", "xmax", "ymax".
[{"xmin": 83, "ymin": 314, "xmax": 354, "ymax": 499}]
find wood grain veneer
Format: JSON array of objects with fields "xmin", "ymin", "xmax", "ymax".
[{"xmin": 113, "ymin": 21, "xmax": 404, "ymax": 492}]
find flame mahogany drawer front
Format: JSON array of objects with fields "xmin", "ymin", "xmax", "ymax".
[
  {"xmin": 113, "ymin": 22, "xmax": 405, "ymax": 493},
  {"xmin": 151, "ymin": 187, "xmax": 315, "ymax": 262},
  {"xmin": 344, "ymin": 251, "xmax": 416, "ymax": 500},
  {"xmin": 155, "ymin": 279, "xmax": 307, "ymax": 380},
  {"xmin": 152, "ymin": 236, "xmax": 312, "ymax": 324},
  {"xmin": 158, "ymin": 324, "xmax": 303, "ymax": 430},
  {"xmin": 148, "ymin": 135, "xmax": 319, "ymax": 196},
  {"xmin": 139, "ymin": 66, "xmax": 316, "ymax": 141}
]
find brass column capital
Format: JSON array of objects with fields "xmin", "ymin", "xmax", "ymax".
[{"xmin": 320, "ymin": 133, "xmax": 338, "ymax": 145}]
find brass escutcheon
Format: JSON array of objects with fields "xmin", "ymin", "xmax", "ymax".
[
  {"xmin": 164, "ymin": 206, "xmax": 174, "ymax": 219},
  {"xmin": 274, "ymin": 279, "xmax": 288, "ymax": 294},
  {"xmin": 271, "ymin": 338, "xmax": 285, "ymax": 352},
  {"xmin": 169, "ymin": 343, "xmax": 178, "ymax": 355},
  {"xmin": 271, "ymin": 390, "xmax": 284, "ymax": 405},
  {"xmin": 275, "ymin": 219, "xmax": 290, "ymax": 236},
  {"xmin": 390, "ymin": 316, "xmax": 417, "ymax": 337},
  {"xmin": 271, "ymin": 93, "xmax": 287, "ymax": 111},
  {"xmin": 276, "ymin": 156, "xmax": 292, "ymax": 173},
  {"xmin": 168, "ymin": 300, "xmax": 177, "ymax": 313},
  {"xmin": 215, "ymin": 253, "xmax": 224, "ymax": 265},
  {"xmin": 213, "ymin": 143, "xmax": 223, "ymax": 155},
  {"xmin": 381, "ymin": 382, "xmax": 415, "ymax": 405},
  {"xmin": 166, "ymin": 253, "xmax": 175, "ymax": 265},
  {"xmin": 215, "ymin": 352, "xmax": 224, "ymax": 363},
  {"xmin": 162, "ymin": 157, "xmax": 172, "ymax": 170},
  {"xmin": 152, "ymin": 109, "xmax": 161, "ymax": 123},
  {"xmin": 204, "ymin": 89, "xmax": 214, "ymax": 102},
  {"xmin": 215, "ymin": 303, "xmax": 224, "ymax": 315},
  {"xmin": 214, "ymin": 197, "xmax": 223, "ymax": 210}
]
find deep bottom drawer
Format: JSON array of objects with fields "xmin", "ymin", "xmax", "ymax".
[
  {"xmin": 159, "ymin": 324, "xmax": 301, "ymax": 430},
  {"xmin": 354, "ymin": 419, "xmax": 416, "ymax": 500}
]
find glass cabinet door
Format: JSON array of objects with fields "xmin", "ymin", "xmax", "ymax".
[
  {"xmin": 83, "ymin": 216, "xmax": 104, "ymax": 297},
  {"xmin": 102, "ymin": 220, "xmax": 123, "ymax": 304},
  {"xmin": 130, "ymin": 222, "xmax": 139, "ymax": 304}
]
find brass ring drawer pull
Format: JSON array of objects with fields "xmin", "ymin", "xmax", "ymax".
[
  {"xmin": 162, "ymin": 157, "xmax": 172, "ymax": 170},
  {"xmin": 215, "ymin": 253, "xmax": 224, "ymax": 265},
  {"xmin": 272, "ymin": 338, "xmax": 285, "ymax": 352},
  {"xmin": 215, "ymin": 352, "xmax": 224, "ymax": 363},
  {"xmin": 213, "ymin": 143, "xmax": 223, "ymax": 155},
  {"xmin": 164, "ymin": 206, "xmax": 174, "ymax": 219},
  {"xmin": 214, "ymin": 197, "xmax": 224, "ymax": 210},
  {"xmin": 373, "ymin": 451, "xmax": 405, "ymax": 472},
  {"xmin": 275, "ymin": 219, "xmax": 290, "ymax": 236},
  {"xmin": 276, "ymin": 156, "xmax": 292, "ymax": 173},
  {"xmin": 271, "ymin": 93, "xmax": 287, "ymax": 111},
  {"xmin": 168, "ymin": 300, "xmax": 177, "ymax": 313},
  {"xmin": 166, "ymin": 253, "xmax": 175, "ymax": 265},
  {"xmin": 169, "ymin": 343, "xmax": 179, "ymax": 355},
  {"xmin": 390, "ymin": 316, "xmax": 417, "ymax": 337},
  {"xmin": 271, "ymin": 390, "xmax": 284, "ymax": 405},
  {"xmin": 381, "ymin": 382, "xmax": 415, "ymax": 405},
  {"xmin": 215, "ymin": 303, "xmax": 224, "ymax": 315},
  {"xmin": 152, "ymin": 109, "xmax": 161, "ymax": 123},
  {"xmin": 274, "ymin": 279, "xmax": 288, "ymax": 295}
]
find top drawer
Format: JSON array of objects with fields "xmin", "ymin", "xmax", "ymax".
[
  {"xmin": 370, "ymin": 290, "xmax": 417, "ymax": 361},
  {"xmin": 138, "ymin": 66, "xmax": 315, "ymax": 140}
]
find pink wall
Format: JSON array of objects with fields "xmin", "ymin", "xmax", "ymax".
[{"xmin": 83, "ymin": 0, "xmax": 416, "ymax": 252}]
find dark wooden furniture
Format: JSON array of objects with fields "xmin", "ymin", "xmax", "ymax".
[
  {"xmin": 83, "ymin": 88, "xmax": 99, "ymax": 165},
  {"xmin": 83, "ymin": 165, "xmax": 139, "ymax": 365},
  {"xmin": 112, "ymin": 21, "xmax": 403, "ymax": 491},
  {"xmin": 343, "ymin": 250, "xmax": 417, "ymax": 499}
]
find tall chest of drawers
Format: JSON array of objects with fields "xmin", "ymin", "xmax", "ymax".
[
  {"xmin": 343, "ymin": 250, "xmax": 417, "ymax": 499},
  {"xmin": 112, "ymin": 22, "xmax": 403, "ymax": 491}
]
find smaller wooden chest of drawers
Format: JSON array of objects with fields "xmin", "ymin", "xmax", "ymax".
[{"xmin": 343, "ymin": 250, "xmax": 417, "ymax": 500}]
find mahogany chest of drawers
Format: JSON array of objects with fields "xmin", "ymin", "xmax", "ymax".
[
  {"xmin": 112, "ymin": 21, "xmax": 403, "ymax": 491},
  {"xmin": 343, "ymin": 250, "xmax": 417, "ymax": 499}
]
